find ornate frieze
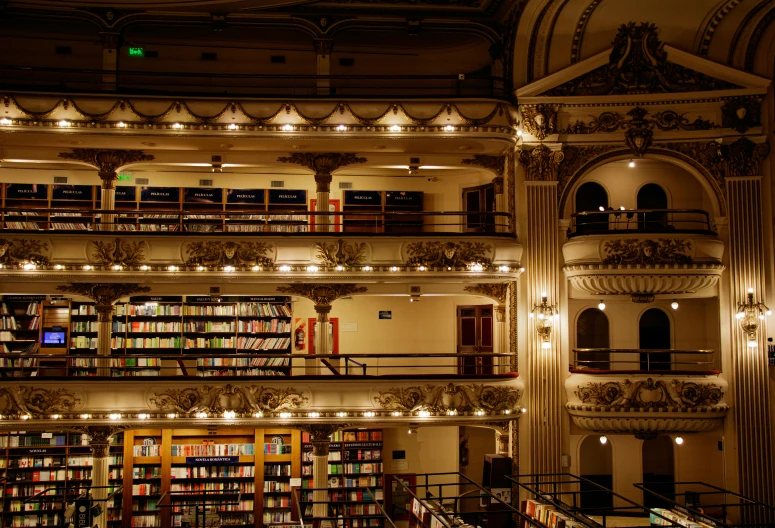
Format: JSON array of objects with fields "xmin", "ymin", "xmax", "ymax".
[
  {"xmin": 91, "ymin": 238, "xmax": 147, "ymax": 267},
  {"xmin": 462, "ymin": 155, "xmax": 506, "ymax": 177},
  {"xmin": 562, "ymin": 108, "xmax": 717, "ymax": 135},
  {"xmin": 0, "ymin": 386, "xmax": 81, "ymax": 418},
  {"xmin": 0, "ymin": 238, "xmax": 49, "ymax": 267},
  {"xmin": 58, "ymin": 149, "xmax": 154, "ymax": 185},
  {"xmin": 602, "ymin": 239, "xmax": 692, "ymax": 265},
  {"xmin": 574, "ymin": 378, "xmax": 725, "ymax": 410},
  {"xmin": 545, "ymin": 22, "xmax": 740, "ymax": 96},
  {"xmin": 463, "ymin": 283, "xmax": 508, "ymax": 304},
  {"xmin": 315, "ymin": 239, "xmax": 367, "ymax": 267},
  {"xmin": 373, "ymin": 383, "xmax": 521, "ymax": 414},
  {"xmin": 623, "ymin": 107, "xmax": 653, "ymax": 156},
  {"xmin": 726, "ymin": 137, "xmax": 770, "ymax": 177},
  {"xmin": 404, "ymin": 241, "xmax": 492, "ymax": 268},
  {"xmin": 184, "ymin": 241, "xmax": 274, "ymax": 268},
  {"xmin": 564, "ymin": 263, "xmax": 724, "ymax": 297},
  {"xmin": 520, "ymin": 104, "xmax": 559, "ymax": 140},
  {"xmin": 721, "ymin": 97, "xmax": 762, "ymax": 134},
  {"xmin": 518, "ymin": 144, "xmax": 564, "ymax": 181},
  {"xmin": 148, "ymin": 385, "xmax": 309, "ymax": 415},
  {"xmin": 77, "ymin": 426, "xmax": 126, "ymax": 458}
]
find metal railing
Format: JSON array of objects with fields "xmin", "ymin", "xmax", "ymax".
[
  {"xmin": 0, "ymin": 65, "xmax": 509, "ymax": 99},
  {"xmin": 508, "ymin": 473, "xmax": 686, "ymax": 528},
  {"xmin": 294, "ymin": 487, "xmax": 393, "ymax": 528},
  {"xmin": 571, "ymin": 348, "xmax": 717, "ymax": 372},
  {"xmin": 0, "ymin": 207, "xmax": 512, "ymax": 236},
  {"xmin": 568, "ymin": 209, "xmax": 715, "ymax": 237},
  {"xmin": 0, "ymin": 351, "xmax": 517, "ymax": 379},
  {"xmin": 633, "ymin": 481, "xmax": 775, "ymax": 528}
]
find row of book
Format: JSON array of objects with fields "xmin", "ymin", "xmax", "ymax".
[
  {"xmin": 650, "ymin": 508, "xmax": 718, "ymax": 528},
  {"xmin": 132, "ymin": 484, "xmax": 162, "ymax": 496},
  {"xmin": 133, "ymin": 467, "xmax": 162, "ymax": 479},
  {"xmin": 170, "ymin": 482, "xmax": 254, "ymax": 493},
  {"xmin": 134, "ymin": 445, "xmax": 161, "ymax": 457},
  {"xmin": 130, "ymin": 515, "xmax": 161, "ymax": 527},
  {"xmin": 1, "ymin": 316, "xmax": 39, "ymax": 330},
  {"xmin": 1, "ymin": 302, "xmax": 42, "ymax": 316},
  {"xmin": 304, "ymin": 430, "xmax": 382, "ymax": 442},
  {"xmin": 183, "ymin": 305, "xmax": 238, "ymax": 316},
  {"xmin": 128, "ymin": 321, "xmax": 182, "ymax": 332},
  {"xmin": 71, "ymin": 320, "xmax": 98, "ymax": 332},
  {"xmin": 170, "ymin": 466, "xmax": 256, "ymax": 478},
  {"xmin": 10, "ymin": 456, "xmax": 65, "ymax": 468},
  {"xmin": 127, "ymin": 305, "xmax": 182, "ymax": 317},
  {"xmin": 198, "ymin": 368, "xmax": 288, "ymax": 377},
  {"xmin": 263, "ymin": 511, "xmax": 292, "ymax": 523},
  {"xmin": 184, "ymin": 337, "xmax": 235, "ymax": 348},
  {"xmin": 114, "ymin": 337, "xmax": 182, "ymax": 348},
  {"xmin": 5, "ymin": 435, "xmax": 68, "ymax": 447},
  {"xmin": 71, "ymin": 336, "xmax": 97, "ymax": 349},
  {"xmin": 264, "ymin": 496, "xmax": 290, "ymax": 508},
  {"xmin": 264, "ymin": 481, "xmax": 291, "ymax": 492},
  {"xmin": 183, "ymin": 321, "xmax": 235, "ymax": 332},
  {"xmin": 235, "ymin": 336, "xmax": 292, "ymax": 350},
  {"xmin": 264, "ymin": 443, "xmax": 292, "ymax": 455},
  {"xmin": 264, "ymin": 464, "xmax": 292, "ymax": 477},
  {"xmin": 5, "ymin": 482, "xmax": 66, "ymax": 496},
  {"xmin": 521, "ymin": 499, "xmax": 588, "ymax": 528},
  {"xmin": 170, "ymin": 443, "xmax": 255, "ymax": 456},
  {"xmin": 197, "ymin": 357, "xmax": 290, "ymax": 368}
]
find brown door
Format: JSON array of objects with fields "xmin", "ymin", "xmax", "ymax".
[
  {"xmin": 462, "ymin": 184, "xmax": 496, "ymax": 232},
  {"xmin": 457, "ymin": 305, "xmax": 494, "ymax": 375}
]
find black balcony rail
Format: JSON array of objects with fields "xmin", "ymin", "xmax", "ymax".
[
  {"xmin": 157, "ymin": 489, "xmax": 247, "ymax": 528},
  {"xmin": 571, "ymin": 348, "xmax": 718, "ymax": 373},
  {"xmin": 0, "ymin": 351, "xmax": 517, "ymax": 379},
  {"xmin": 0, "ymin": 65, "xmax": 509, "ymax": 99},
  {"xmin": 633, "ymin": 481, "xmax": 775, "ymax": 528},
  {"xmin": 0, "ymin": 206, "xmax": 513, "ymax": 236},
  {"xmin": 294, "ymin": 487, "xmax": 393, "ymax": 528},
  {"xmin": 507, "ymin": 473, "xmax": 686, "ymax": 528},
  {"xmin": 568, "ymin": 209, "xmax": 716, "ymax": 237}
]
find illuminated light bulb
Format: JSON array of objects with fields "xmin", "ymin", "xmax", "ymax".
[
  {"xmin": 228, "ymin": 123, "xmax": 237, "ymax": 130},
  {"xmin": 21, "ymin": 414, "xmax": 30, "ymax": 420},
  {"xmin": 389, "ymin": 125, "xmax": 401, "ymax": 132},
  {"xmin": 629, "ymin": 160, "xmax": 635, "ymax": 168},
  {"xmin": 337, "ymin": 124, "xmax": 347, "ymax": 131},
  {"xmin": 336, "ymin": 412, "xmax": 347, "ymax": 418},
  {"xmin": 520, "ymin": 267, "xmax": 525, "ymax": 273},
  {"xmin": 447, "ymin": 267, "xmax": 452, "ymax": 271},
  {"xmin": 167, "ymin": 413, "xmax": 177, "ymax": 419},
  {"xmin": 599, "ymin": 435, "xmax": 608, "ymax": 444},
  {"xmin": 138, "ymin": 413, "xmax": 149, "ymax": 419},
  {"xmin": 195, "ymin": 412, "xmax": 208, "ymax": 419},
  {"xmin": 83, "ymin": 265, "xmax": 92, "ymax": 271},
  {"xmin": 223, "ymin": 410, "xmax": 236, "ymax": 419},
  {"xmin": 521, "ymin": 407, "xmax": 527, "ymax": 413},
  {"xmin": 58, "ymin": 120, "xmax": 70, "ymax": 127},
  {"xmin": 390, "ymin": 266, "xmax": 398, "ymax": 272},
  {"xmin": 308, "ymin": 412, "xmax": 320, "ymax": 418},
  {"xmin": 363, "ymin": 265, "xmax": 372, "ymax": 271},
  {"xmin": 51, "ymin": 414, "xmax": 60, "ymax": 420},
  {"xmin": 470, "ymin": 263, "xmax": 483, "ymax": 272},
  {"xmin": 112, "ymin": 265, "xmax": 122, "ymax": 271},
  {"xmin": 54, "ymin": 264, "xmax": 63, "ymax": 270},
  {"xmin": 253, "ymin": 412, "xmax": 263, "ymax": 418},
  {"xmin": 760, "ymin": 314, "xmax": 765, "ymax": 320},
  {"xmin": 598, "ymin": 300, "xmax": 606, "ymax": 311},
  {"xmin": 0, "ymin": 118, "xmax": 12, "ymax": 125},
  {"xmin": 542, "ymin": 341, "xmax": 552, "ymax": 349},
  {"xmin": 252, "ymin": 265, "xmax": 260, "ymax": 271},
  {"xmin": 172, "ymin": 123, "xmax": 183, "ymax": 129},
  {"xmin": 279, "ymin": 265, "xmax": 291, "ymax": 272},
  {"xmin": 736, "ymin": 312, "xmax": 745, "ymax": 319},
  {"xmin": 447, "ymin": 410, "xmax": 457, "ymax": 416},
  {"xmin": 529, "ymin": 313, "xmax": 534, "ymax": 318},
  {"xmin": 197, "ymin": 266, "xmax": 205, "ymax": 271},
  {"xmin": 168, "ymin": 265, "xmax": 178, "ymax": 271},
  {"xmin": 307, "ymin": 265, "xmax": 319, "ymax": 272},
  {"xmin": 392, "ymin": 411, "xmax": 401, "ymax": 417},
  {"xmin": 444, "ymin": 125, "xmax": 455, "ymax": 131},
  {"xmin": 109, "ymin": 413, "xmax": 121, "ymax": 420},
  {"xmin": 23, "ymin": 263, "xmax": 35, "ymax": 270},
  {"xmin": 474, "ymin": 410, "xmax": 485, "ymax": 416},
  {"xmin": 418, "ymin": 410, "xmax": 430, "ymax": 417},
  {"xmin": 279, "ymin": 412, "xmax": 292, "ymax": 419},
  {"xmin": 767, "ymin": 310, "xmax": 772, "ymax": 316},
  {"xmin": 675, "ymin": 436, "xmax": 684, "ymax": 445},
  {"xmin": 363, "ymin": 411, "xmax": 375, "ymax": 418},
  {"xmin": 336, "ymin": 265, "xmax": 344, "ymax": 271},
  {"xmin": 620, "ymin": 206, "xmax": 625, "ymax": 211},
  {"xmin": 517, "ymin": 129, "xmax": 523, "ymax": 136},
  {"xmin": 537, "ymin": 313, "xmax": 544, "ymax": 320},
  {"xmin": 81, "ymin": 414, "xmax": 91, "ymax": 419},
  {"xmin": 599, "ymin": 206, "xmax": 605, "ymax": 211},
  {"xmin": 281, "ymin": 124, "xmax": 294, "ymax": 131},
  {"xmin": 504, "ymin": 410, "xmax": 511, "ymax": 415},
  {"xmin": 224, "ymin": 265, "xmax": 235, "ymax": 272},
  {"xmin": 499, "ymin": 266, "xmax": 509, "ymax": 272},
  {"xmin": 418, "ymin": 266, "xmax": 426, "ymax": 271},
  {"xmin": 671, "ymin": 301, "xmax": 679, "ymax": 310},
  {"xmin": 140, "ymin": 265, "xmax": 149, "ymax": 271},
  {"xmin": 748, "ymin": 287, "xmax": 755, "ymax": 294}
]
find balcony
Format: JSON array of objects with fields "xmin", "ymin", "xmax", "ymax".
[
  {"xmin": 565, "ymin": 349, "xmax": 728, "ymax": 438},
  {"xmin": 0, "ymin": 352, "xmax": 524, "ymax": 429},
  {"xmin": 563, "ymin": 209, "xmax": 723, "ymax": 300}
]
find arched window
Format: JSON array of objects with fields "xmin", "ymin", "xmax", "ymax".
[
  {"xmin": 580, "ymin": 436, "xmax": 613, "ymax": 511},
  {"xmin": 576, "ymin": 308, "xmax": 610, "ymax": 370},
  {"xmin": 637, "ymin": 183, "xmax": 668, "ymax": 231},
  {"xmin": 575, "ymin": 182, "xmax": 608, "ymax": 234},
  {"xmin": 639, "ymin": 308, "xmax": 671, "ymax": 370},
  {"xmin": 642, "ymin": 435, "xmax": 675, "ymax": 509}
]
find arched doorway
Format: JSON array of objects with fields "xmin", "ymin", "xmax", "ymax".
[
  {"xmin": 576, "ymin": 308, "xmax": 610, "ymax": 369},
  {"xmin": 575, "ymin": 181, "xmax": 608, "ymax": 234},
  {"xmin": 579, "ymin": 436, "xmax": 613, "ymax": 511},
  {"xmin": 639, "ymin": 308, "xmax": 671, "ymax": 370},
  {"xmin": 642, "ymin": 436, "xmax": 675, "ymax": 509},
  {"xmin": 637, "ymin": 183, "xmax": 668, "ymax": 231}
]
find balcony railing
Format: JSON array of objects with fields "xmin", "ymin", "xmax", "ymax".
[
  {"xmin": 0, "ymin": 207, "xmax": 512, "ymax": 236},
  {"xmin": 0, "ymin": 65, "xmax": 509, "ymax": 99},
  {"xmin": 568, "ymin": 209, "xmax": 715, "ymax": 238},
  {"xmin": 0, "ymin": 351, "xmax": 516, "ymax": 379},
  {"xmin": 571, "ymin": 348, "xmax": 718, "ymax": 373}
]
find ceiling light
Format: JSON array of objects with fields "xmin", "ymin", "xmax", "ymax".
[
  {"xmin": 474, "ymin": 410, "xmax": 485, "ymax": 416},
  {"xmin": 254, "ymin": 412, "xmax": 263, "ymax": 418},
  {"xmin": 168, "ymin": 265, "xmax": 178, "ymax": 271},
  {"xmin": 307, "ymin": 265, "xmax": 319, "ymax": 272},
  {"xmin": 521, "ymin": 407, "xmax": 527, "ymax": 413},
  {"xmin": 252, "ymin": 265, "xmax": 260, "ymax": 271},
  {"xmin": 23, "ymin": 263, "xmax": 36, "ymax": 270},
  {"xmin": 281, "ymin": 124, "xmax": 294, "ymax": 131},
  {"xmin": 112, "ymin": 265, "xmax": 122, "ymax": 271},
  {"xmin": 195, "ymin": 412, "xmax": 208, "ymax": 419},
  {"xmin": 516, "ymin": 129, "xmax": 523, "ymax": 136},
  {"xmin": 629, "ymin": 160, "xmax": 635, "ymax": 168},
  {"xmin": 470, "ymin": 263, "xmax": 483, "ymax": 272},
  {"xmin": 117, "ymin": 122, "xmax": 126, "ymax": 128},
  {"xmin": 224, "ymin": 265, "xmax": 235, "ymax": 272},
  {"xmin": 362, "ymin": 265, "xmax": 372, "ymax": 271},
  {"xmin": 140, "ymin": 265, "xmax": 149, "ymax": 271},
  {"xmin": 363, "ymin": 412, "xmax": 375, "ymax": 418},
  {"xmin": 197, "ymin": 266, "xmax": 205, "ymax": 271},
  {"xmin": 83, "ymin": 265, "xmax": 92, "ymax": 271},
  {"xmin": 172, "ymin": 123, "xmax": 182, "ymax": 129},
  {"xmin": 498, "ymin": 266, "xmax": 509, "ymax": 272},
  {"xmin": 392, "ymin": 411, "xmax": 402, "ymax": 417},
  {"xmin": 51, "ymin": 414, "xmax": 59, "ymax": 419},
  {"xmin": 337, "ymin": 125, "xmax": 347, "ymax": 131},
  {"xmin": 598, "ymin": 300, "xmax": 606, "ymax": 311},
  {"xmin": 223, "ymin": 410, "xmax": 236, "ymax": 419},
  {"xmin": 336, "ymin": 412, "xmax": 347, "ymax": 417},
  {"xmin": 81, "ymin": 414, "xmax": 91, "ymax": 419},
  {"xmin": 408, "ymin": 425, "xmax": 418, "ymax": 434},
  {"xmin": 308, "ymin": 412, "xmax": 320, "ymax": 418},
  {"xmin": 0, "ymin": 118, "xmax": 11, "ymax": 125},
  {"xmin": 58, "ymin": 120, "xmax": 71, "ymax": 127},
  {"xmin": 675, "ymin": 436, "xmax": 684, "ymax": 445},
  {"xmin": 410, "ymin": 295, "xmax": 420, "ymax": 303},
  {"xmin": 335, "ymin": 265, "xmax": 344, "ymax": 271},
  {"xmin": 279, "ymin": 265, "xmax": 291, "ymax": 272},
  {"xmin": 279, "ymin": 412, "xmax": 292, "ymax": 418},
  {"xmin": 418, "ymin": 266, "xmax": 426, "ymax": 271},
  {"xmin": 443, "ymin": 125, "xmax": 455, "ymax": 132},
  {"xmin": 389, "ymin": 125, "xmax": 401, "ymax": 132},
  {"xmin": 390, "ymin": 266, "xmax": 399, "ymax": 272},
  {"xmin": 109, "ymin": 413, "xmax": 121, "ymax": 420},
  {"xmin": 228, "ymin": 123, "xmax": 237, "ymax": 130},
  {"xmin": 417, "ymin": 410, "xmax": 430, "ymax": 417},
  {"xmin": 671, "ymin": 301, "xmax": 679, "ymax": 310},
  {"xmin": 138, "ymin": 413, "xmax": 149, "ymax": 419},
  {"xmin": 599, "ymin": 435, "xmax": 608, "ymax": 444}
]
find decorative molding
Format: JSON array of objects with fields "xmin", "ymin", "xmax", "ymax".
[
  {"xmin": 726, "ymin": 137, "xmax": 769, "ymax": 177},
  {"xmin": 545, "ymin": 22, "xmax": 740, "ymax": 96},
  {"xmin": 77, "ymin": 426, "xmax": 126, "ymax": 458},
  {"xmin": 571, "ymin": 0, "xmax": 604, "ymax": 63},
  {"xmin": 0, "ymin": 238, "xmax": 49, "ymax": 267},
  {"xmin": 463, "ymin": 283, "xmax": 508, "ymax": 304},
  {"xmin": 721, "ymin": 97, "xmax": 762, "ymax": 133},
  {"xmin": 315, "ymin": 239, "xmax": 366, "ymax": 267},
  {"xmin": 574, "ymin": 378, "xmax": 725, "ymax": 410},
  {"xmin": 509, "ymin": 281, "xmax": 517, "ymax": 372},
  {"xmin": 557, "ymin": 144, "xmax": 622, "ymax": 199},
  {"xmin": 602, "ymin": 239, "xmax": 693, "ymax": 265},
  {"xmin": 184, "ymin": 241, "xmax": 274, "ymax": 268},
  {"xmin": 623, "ymin": 107, "xmax": 653, "ymax": 156},
  {"xmin": 373, "ymin": 383, "xmax": 521, "ymax": 414},
  {"xmin": 56, "ymin": 284, "xmax": 151, "ymax": 321},
  {"xmin": 698, "ymin": 0, "xmax": 743, "ymax": 56},
  {"xmin": 404, "ymin": 241, "xmax": 493, "ymax": 268},
  {"xmin": 298, "ymin": 424, "xmax": 345, "ymax": 456},
  {"xmin": 148, "ymin": 385, "xmax": 309, "ymax": 415},
  {"xmin": 313, "ymin": 38, "xmax": 334, "ymax": 56},
  {"xmin": 568, "ymin": 415, "xmax": 724, "ymax": 435},
  {"xmin": 0, "ymin": 386, "xmax": 80, "ymax": 418},
  {"xmin": 562, "ymin": 108, "xmax": 717, "ymax": 135},
  {"xmin": 520, "ymin": 104, "xmax": 559, "ymax": 140},
  {"xmin": 518, "ymin": 144, "xmax": 564, "ymax": 181},
  {"xmin": 564, "ymin": 263, "xmax": 724, "ymax": 297},
  {"xmin": 277, "ymin": 153, "xmax": 367, "ymax": 178},
  {"xmin": 91, "ymin": 238, "xmax": 147, "ymax": 267},
  {"xmin": 276, "ymin": 284, "xmax": 367, "ymax": 320},
  {"xmin": 462, "ymin": 155, "xmax": 505, "ymax": 177},
  {"xmin": 58, "ymin": 149, "xmax": 154, "ymax": 184}
]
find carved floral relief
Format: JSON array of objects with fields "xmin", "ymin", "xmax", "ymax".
[
  {"xmin": 373, "ymin": 383, "xmax": 521, "ymax": 414},
  {"xmin": 149, "ymin": 385, "xmax": 308, "ymax": 415}
]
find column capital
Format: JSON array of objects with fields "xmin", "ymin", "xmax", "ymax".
[
  {"xmin": 315, "ymin": 173, "xmax": 333, "ymax": 193},
  {"xmin": 725, "ymin": 137, "xmax": 769, "ymax": 179},
  {"xmin": 277, "ymin": 284, "xmax": 367, "ymax": 308},
  {"xmin": 277, "ymin": 153, "xmax": 367, "ymax": 178},
  {"xmin": 99, "ymin": 32, "xmax": 121, "ymax": 49},
  {"xmin": 492, "ymin": 176, "xmax": 504, "ymax": 194},
  {"xmin": 462, "ymin": 154, "xmax": 505, "ymax": 177},
  {"xmin": 299, "ymin": 424, "xmax": 344, "ymax": 455},
  {"xmin": 57, "ymin": 283, "xmax": 151, "ymax": 307},
  {"xmin": 463, "ymin": 283, "xmax": 508, "ymax": 304},
  {"xmin": 58, "ymin": 149, "xmax": 155, "ymax": 188},
  {"xmin": 78, "ymin": 426, "xmax": 124, "ymax": 458},
  {"xmin": 518, "ymin": 144, "xmax": 564, "ymax": 181},
  {"xmin": 313, "ymin": 38, "xmax": 334, "ymax": 57}
]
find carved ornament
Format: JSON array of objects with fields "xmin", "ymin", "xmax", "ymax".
[
  {"xmin": 149, "ymin": 385, "xmax": 308, "ymax": 415},
  {"xmin": 602, "ymin": 239, "xmax": 692, "ymax": 265},
  {"xmin": 57, "ymin": 283, "xmax": 151, "ymax": 306},
  {"xmin": 0, "ymin": 238, "xmax": 49, "ymax": 267},
  {"xmin": 545, "ymin": 22, "xmax": 740, "ymax": 96},
  {"xmin": 562, "ymin": 108, "xmax": 717, "ymax": 135},
  {"xmin": 277, "ymin": 285, "xmax": 367, "ymax": 319},
  {"xmin": 658, "ymin": 141, "xmax": 726, "ymax": 184},
  {"xmin": 298, "ymin": 424, "xmax": 344, "ymax": 455},
  {"xmin": 575, "ymin": 378, "xmax": 724, "ymax": 410},
  {"xmin": 518, "ymin": 144, "xmax": 564, "ymax": 181},
  {"xmin": 726, "ymin": 137, "xmax": 769, "ymax": 177},
  {"xmin": 623, "ymin": 107, "xmax": 653, "ymax": 156},
  {"xmin": 313, "ymin": 39, "xmax": 334, "ymax": 56},
  {"xmin": 277, "ymin": 153, "xmax": 367, "ymax": 177},
  {"xmin": 721, "ymin": 97, "xmax": 762, "ymax": 134},
  {"xmin": 520, "ymin": 104, "xmax": 559, "ymax": 140},
  {"xmin": 77, "ymin": 426, "xmax": 126, "ymax": 458},
  {"xmin": 58, "ymin": 149, "xmax": 155, "ymax": 185},
  {"xmin": 91, "ymin": 238, "xmax": 147, "ymax": 267},
  {"xmin": 464, "ymin": 283, "xmax": 508, "ymax": 304},
  {"xmin": 462, "ymin": 155, "xmax": 505, "ymax": 177},
  {"xmin": 0, "ymin": 386, "xmax": 80, "ymax": 418},
  {"xmin": 373, "ymin": 383, "xmax": 521, "ymax": 414},
  {"xmin": 185, "ymin": 241, "xmax": 273, "ymax": 268},
  {"xmin": 316, "ymin": 239, "xmax": 366, "ymax": 267},
  {"xmin": 405, "ymin": 241, "xmax": 492, "ymax": 268}
]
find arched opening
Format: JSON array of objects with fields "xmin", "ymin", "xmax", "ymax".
[
  {"xmin": 579, "ymin": 436, "xmax": 613, "ymax": 511},
  {"xmin": 642, "ymin": 435, "xmax": 675, "ymax": 509},
  {"xmin": 576, "ymin": 308, "xmax": 610, "ymax": 370},
  {"xmin": 639, "ymin": 308, "xmax": 671, "ymax": 371},
  {"xmin": 575, "ymin": 181, "xmax": 609, "ymax": 234},
  {"xmin": 637, "ymin": 183, "xmax": 669, "ymax": 231}
]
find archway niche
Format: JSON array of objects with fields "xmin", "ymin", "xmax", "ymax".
[
  {"xmin": 637, "ymin": 182, "xmax": 669, "ymax": 231},
  {"xmin": 641, "ymin": 435, "xmax": 675, "ymax": 509},
  {"xmin": 575, "ymin": 308, "xmax": 610, "ymax": 369},
  {"xmin": 639, "ymin": 308, "xmax": 672, "ymax": 370},
  {"xmin": 579, "ymin": 435, "xmax": 613, "ymax": 511},
  {"xmin": 574, "ymin": 181, "xmax": 609, "ymax": 234}
]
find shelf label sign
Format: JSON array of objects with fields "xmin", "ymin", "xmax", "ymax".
[
  {"xmin": 115, "ymin": 186, "xmax": 137, "ymax": 201},
  {"xmin": 227, "ymin": 188, "xmax": 265, "ymax": 204},
  {"xmin": 344, "ymin": 190, "xmax": 381, "ymax": 205},
  {"xmin": 140, "ymin": 186, "xmax": 180, "ymax": 202},
  {"xmin": 4, "ymin": 184, "xmax": 48, "ymax": 200},
  {"xmin": 184, "ymin": 187, "xmax": 223, "ymax": 203},
  {"xmin": 269, "ymin": 189, "xmax": 307, "ymax": 205},
  {"xmin": 186, "ymin": 456, "xmax": 240, "ymax": 464},
  {"xmin": 52, "ymin": 184, "xmax": 94, "ymax": 201},
  {"xmin": 386, "ymin": 191, "xmax": 423, "ymax": 207}
]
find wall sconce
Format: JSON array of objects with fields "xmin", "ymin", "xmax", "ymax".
[
  {"xmin": 736, "ymin": 287, "xmax": 771, "ymax": 348},
  {"xmin": 530, "ymin": 292, "xmax": 557, "ymax": 349}
]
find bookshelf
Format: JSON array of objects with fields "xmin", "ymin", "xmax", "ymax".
[
  {"xmin": 2, "ymin": 184, "xmax": 49, "ymax": 230},
  {"xmin": 50, "ymin": 185, "xmax": 96, "ymax": 230},
  {"xmin": 69, "ymin": 301, "xmax": 97, "ymax": 376},
  {"xmin": 183, "ymin": 296, "xmax": 238, "ymax": 353},
  {"xmin": 266, "ymin": 190, "xmax": 308, "ymax": 233},
  {"xmin": 0, "ymin": 296, "xmax": 43, "ymax": 353},
  {"xmin": 128, "ymin": 430, "xmax": 164, "ymax": 528},
  {"xmin": 105, "ymin": 186, "xmax": 140, "ymax": 231},
  {"xmin": 343, "ymin": 191, "xmax": 383, "ymax": 233},
  {"xmin": 384, "ymin": 191, "xmax": 423, "ymax": 233},
  {"xmin": 182, "ymin": 188, "xmax": 224, "ymax": 233},
  {"xmin": 225, "ymin": 189, "xmax": 267, "ymax": 233}
]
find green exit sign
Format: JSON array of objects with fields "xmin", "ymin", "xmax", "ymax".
[
  {"xmin": 128, "ymin": 47, "xmax": 144, "ymax": 57},
  {"xmin": 117, "ymin": 173, "xmax": 132, "ymax": 181}
]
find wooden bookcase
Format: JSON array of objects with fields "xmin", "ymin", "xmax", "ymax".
[
  {"xmin": 50, "ymin": 185, "xmax": 96, "ymax": 230},
  {"xmin": 266, "ymin": 189, "xmax": 308, "ymax": 233},
  {"xmin": 342, "ymin": 191, "xmax": 423, "ymax": 234},
  {"xmin": 182, "ymin": 188, "xmax": 224, "ymax": 233},
  {"xmin": 1, "ymin": 183, "xmax": 49, "ymax": 230},
  {"xmin": 342, "ymin": 191, "xmax": 383, "ymax": 233},
  {"xmin": 224, "ymin": 189, "xmax": 267, "ymax": 233}
]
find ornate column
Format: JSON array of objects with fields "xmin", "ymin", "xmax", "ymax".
[
  {"xmin": 99, "ymin": 32, "xmax": 120, "ymax": 89},
  {"xmin": 463, "ymin": 283, "xmax": 508, "ymax": 371},
  {"xmin": 277, "ymin": 153, "xmax": 366, "ymax": 233},
  {"xmin": 57, "ymin": 284, "xmax": 151, "ymax": 375},
  {"xmin": 277, "ymin": 284, "xmax": 367, "ymax": 358},
  {"xmin": 300, "ymin": 425, "xmax": 341, "ymax": 524},
  {"xmin": 723, "ymin": 138, "xmax": 775, "ymax": 520},
  {"xmin": 81, "ymin": 426, "xmax": 121, "ymax": 528},
  {"xmin": 314, "ymin": 39, "xmax": 334, "ymax": 96},
  {"xmin": 518, "ymin": 144, "xmax": 564, "ymax": 476},
  {"xmin": 58, "ymin": 149, "xmax": 154, "ymax": 231},
  {"xmin": 462, "ymin": 155, "xmax": 507, "ymax": 232}
]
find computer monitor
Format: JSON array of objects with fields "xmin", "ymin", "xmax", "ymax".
[{"xmin": 42, "ymin": 331, "xmax": 66, "ymax": 345}]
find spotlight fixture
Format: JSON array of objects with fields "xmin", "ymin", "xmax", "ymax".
[
  {"xmin": 599, "ymin": 435, "xmax": 608, "ymax": 445},
  {"xmin": 736, "ymin": 287, "xmax": 771, "ymax": 348},
  {"xmin": 598, "ymin": 300, "xmax": 606, "ymax": 311},
  {"xmin": 675, "ymin": 436, "xmax": 684, "ymax": 445},
  {"xmin": 629, "ymin": 159, "xmax": 635, "ymax": 168},
  {"xmin": 409, "ymin": 295, "xmax": 421, "ymax": 303},
  {"xmin": 671, "ymin": 301, "xmax": 679, "ymax": 310}
]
